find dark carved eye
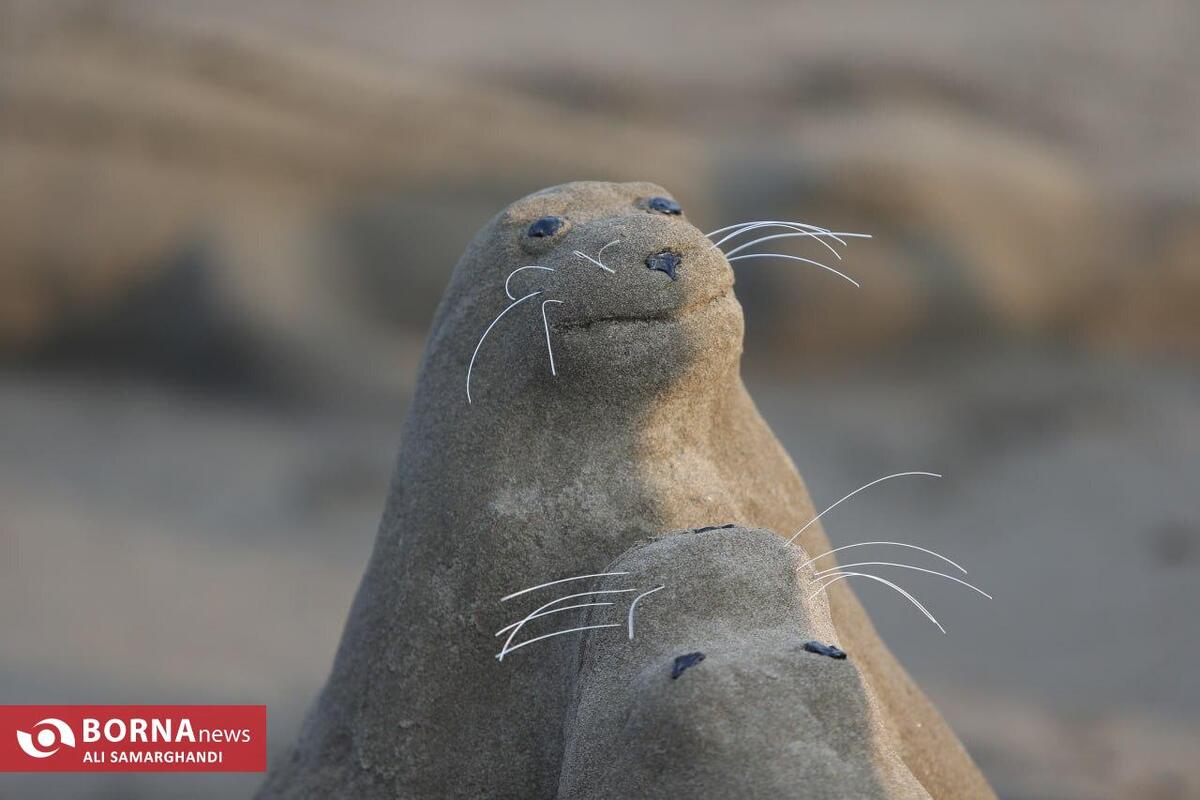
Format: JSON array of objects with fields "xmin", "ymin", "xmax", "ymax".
[
  {"xmin": 527, "ymin": 216, "xmax": 566, "ymax": 237},
  {"xmin": 647, "ymin": 196, "xmax": 682, "ymax": 215}
]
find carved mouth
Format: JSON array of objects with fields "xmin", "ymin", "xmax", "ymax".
[{"xmin": 553, "ymin": 290, "xmax": 731, "ymax": 333}]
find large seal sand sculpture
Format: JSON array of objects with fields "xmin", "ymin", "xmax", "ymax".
[{"xmin": 259, "ymin": 181, "xmax": 995, "ymax": 798}]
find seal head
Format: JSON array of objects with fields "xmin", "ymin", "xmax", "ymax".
[{"xmin": 454, "ymin": 181, "xmax": 741, "ymax": 404}]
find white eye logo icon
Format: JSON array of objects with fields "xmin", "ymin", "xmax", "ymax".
[{"xmin": 16, "ymin": 718, "xmax": 76, "ymax": 758}]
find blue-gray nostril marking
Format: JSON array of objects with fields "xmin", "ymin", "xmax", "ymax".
[
  {"xmin": 803, "ymin": 641, "xmax": 848, "ymax": 660},
  {"xmin": 527, "ymin": 216, "xmax": 566, "ymax": 237},
  {"xmin": 646, "ymin": 250, "xmax": 682, "ymax": 280},
  {"xmin": 647, "ymin": 196, "xmax": 682, "ymax": 215},
  {"xmin": 671, "ymin": 652, "xmax": 705, "ymax": 679}
]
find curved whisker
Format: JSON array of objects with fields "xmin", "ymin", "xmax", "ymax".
[
  {"xmin": 494, "ymin": 602, "xmax": 614, "ymax": 637},
  {"xmin": 466, "ymin": 290, "xmax": 542, "ymax": 404},
  {"xmin": 498, "ymin": 588, "xmax": 639, "ymax": 661},
  {"xmin": 809, "ymin": 571, "xmax": 946, "ymax": 633},
  {"xmin": 814, "ymin": 562, "xmax": 991, "ymax": 599},
  {"xmin": 573, "ymin": 248, "xmax": 616, "ymax": 274},
  {"xmin": 707, "ymin": 220, "xmax": 850, "ymax": 248},
  {"xmin": 495, "ymin": 623, "xmax": 622, "ymax": 659},
  {"xmin": 627, "ymin": 585, "xmax": 665, "ymax": 640},
  {"xmin": 722, "ymin": 230, "xmax": 871, "ymax": 261},
  {"xmin": 504, "ymin": 265, "xmax": 555, "ymax": 301},
  {"xmin": 500, "ymin": 571, "xmax": 631, "ymax": 602},
  {"xmin": 541, "ymin": 299, "xmax": 565, "ymax": 376},
  {"xmin": 707, "ymin": 219, "xmax": 836, "ymax": 237},
  {"xmin": 726, "ymin": 253, "xmax": 861, "ymax": 288},
  {"xmin": 786, "ymin": 472, "xmax": 943, "ymax": 546},
  {"xmin": 722, "ymin": 230, "xmax": 843, "ymax": 260},
  {"xmin": 713, "ymin": 224, "xmax": 868, "ymax": 259},
  {"xmin": 799, "ymin": 540, "xmax": 967, "ymax": 575},
  {"xmin": 596, "ymin": 239, "xmax": 621, "ymax": 261}
]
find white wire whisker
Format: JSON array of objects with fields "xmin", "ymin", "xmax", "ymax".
[
  {"xmin": 726, "ymin": 253, "xmax": 861, "ymax": 288},
  {"xmin": 707, "ymin": 219, "xmax": 836, "ymax": 237},
  {"xmin": 627, "ymin": 585, "xmax": 665, "ymax": 640},
  {"xmin": 494, "ymin": 602, "xmax": 615, "ymax": 637},
  {"xmin": 712, "ymin": 224, "xmax": 869, "ymax": 259},
  {"xmin": 466, "ymin": 290, "xmax": 543, "ymax": 404},
  {"xmin": 500, "ymin": 571, "xmax": 630, "ymax": 603},
  {"xmin": 722, "ymin": 231, "xmax": 872, "ymax": 261},
  {"xmin": 707, "ymin": 220, "xmax": 849, "ymax": 248},
  {"xmin": 541, "ymin": 299, "xmax": 565, "ymax": 376},
  {"xmin": 786, "ymin": 472, "xmax": 943, "ymax": 546},
  {"xmin": 814, "ymin": 562, "xmax": 991, "ymax": 599},
  {"xmin": 799, "ymin": 541, "xmax": 967, "ymax": 575},
  {"xmin": 498, "ymin": 588, "xmax": 639, "ymax": 661},
  {"xmin": 808, "ymin": 571, "xmax": 946, "ymax": 633},
  {"xmin": 572, "ymin": 239, "xmax": 620, "ymax": 274},
  {"xmin": 495, "ymin": 623, "xmax": 622, "ymax": 659},
  {"xmin": 504, "ymin": 265, "xmax": 555, "ymax": 301}
]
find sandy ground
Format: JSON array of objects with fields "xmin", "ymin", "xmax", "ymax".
[{"xmin": 1, "ymin": 346, "xmax": 1197, "ymax": 799}]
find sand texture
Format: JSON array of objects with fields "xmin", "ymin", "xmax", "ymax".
[{"xmin": 257, "ymin": 182, "xmax": 992, "ymax": 798}]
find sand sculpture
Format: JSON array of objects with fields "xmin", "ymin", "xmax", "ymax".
[
  {"xmin": 259, "ymin": 182, "xmax": 994, "ymax": 798},
  {"xmin": 556, "ymin": 526, "xmax": 933, "ymax": 799}
]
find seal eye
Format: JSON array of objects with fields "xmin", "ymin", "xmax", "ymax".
[
  {"xmin": 527, "ymin": 216, "xmax": 566, "ymax": 237},
  {"xmin": 646, "ymin": 196, "xmax": 682, "ymax": 215}
]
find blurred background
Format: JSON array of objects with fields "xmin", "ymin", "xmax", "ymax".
[{"xmin": 1, "ymin": 1, "xmax": 1197, "ymax": 798}]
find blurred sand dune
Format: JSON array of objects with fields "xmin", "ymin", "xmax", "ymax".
[
  {"xmin": 2, "ymin": 2, "xmax": 1198, "ymax": 400},
  {"xmin": 0, "ymin": 14, "xmax": 707, "ymax": 399}
]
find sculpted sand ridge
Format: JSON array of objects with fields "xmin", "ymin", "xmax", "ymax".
[{"xmin": 258, "ymin": 182, "xmax": 995, "ymax": 798}]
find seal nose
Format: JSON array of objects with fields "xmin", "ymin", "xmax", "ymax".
[{"xmin": 645, "ymin": 250, "xmax": 682, "ymax": 281}]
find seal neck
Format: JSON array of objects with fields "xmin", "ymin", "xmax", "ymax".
[{"xmin": 400, "ymin": 357, "xmax": 748, "ymax": 483}]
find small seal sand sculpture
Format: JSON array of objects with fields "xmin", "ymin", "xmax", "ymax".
[
  {"xmin": 259, "ymin": 182, "xmax": 995, "ymax": 798},
  {"xmin": 557, "ymin": 526, "xmax": 932, "ymax": 799}
]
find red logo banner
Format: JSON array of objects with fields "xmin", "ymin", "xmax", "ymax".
[{"xmin": 0, "ymin": 705, "xmax": 267, "ymax": 772}]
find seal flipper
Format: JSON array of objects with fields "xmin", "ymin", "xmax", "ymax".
[{"xmin": 556, "ymin": 527, "xmax": 930, "ymax": 800}]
